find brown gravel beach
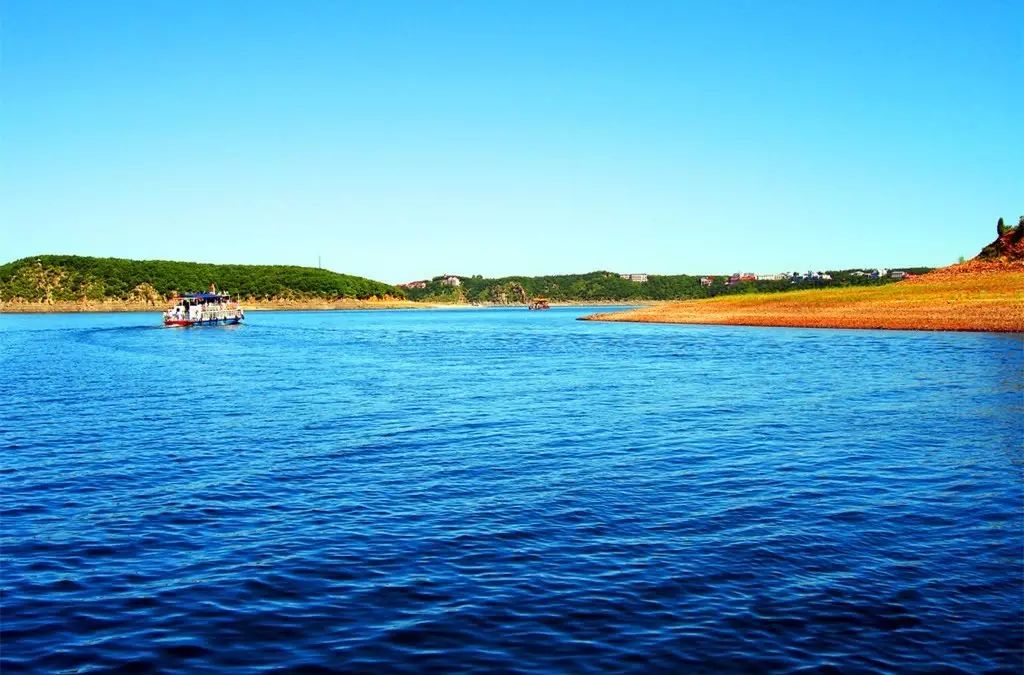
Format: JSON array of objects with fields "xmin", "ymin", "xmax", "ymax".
[{"xmin": 583, "ymin": 261, "xmax": 1024, "ymax": 333}]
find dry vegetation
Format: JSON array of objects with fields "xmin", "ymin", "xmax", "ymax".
[{"xmin": 585, "ymin": 260, "xmax": 1024, "ymax": 333}]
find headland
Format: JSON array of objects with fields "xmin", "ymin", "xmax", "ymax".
[{"xmin": 583, "ymin": 223, "xmax": 1024, "ymax": 333}]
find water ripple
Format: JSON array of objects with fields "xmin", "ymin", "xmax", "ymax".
[{"xmin": 1, "ymin": 310, "xmax": 1022, "ymax": 672}]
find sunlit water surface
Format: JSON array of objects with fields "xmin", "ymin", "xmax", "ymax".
[{"xmin": 2, "ymin": 309, "xmax": 1022, "ymax": 673}]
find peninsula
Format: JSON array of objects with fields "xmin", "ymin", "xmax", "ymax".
[{"xmin": 584, "ymin": 219, "xmax": 1024, "ymax": 333}]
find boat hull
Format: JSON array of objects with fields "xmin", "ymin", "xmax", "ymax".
[{"xmin": 164, "ymin": 317, "xmax": 243, "ymax": 327}]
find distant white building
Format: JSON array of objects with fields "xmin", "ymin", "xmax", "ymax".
[
  {"xmin": 619, "ymin": 273, "xmax": 648, "ymax": 283},
  {"xmin": 441, "ymin": 275, "xmax": 462, "ymax": 287},
  {"xmin": 756, "ymin": 273, "xmax": 788, "ymax": 281}
]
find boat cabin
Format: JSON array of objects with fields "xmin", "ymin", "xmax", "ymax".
[{"xmin": 528, "ymin": 297, "xmax": 551, "ymax": 310}]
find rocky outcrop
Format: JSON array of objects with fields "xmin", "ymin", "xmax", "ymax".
[
  {"xmin": 488, "ymin": 282, "xmax": 528, "ymax": 305},
  {"xmin": 978, "ymin": 216, "xmax": 1024, "ymax": 262},
  {"xmin": 128, "ymin": 283, "xmax": 163, "ymax": 306}
]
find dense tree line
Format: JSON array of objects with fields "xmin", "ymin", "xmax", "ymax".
[
  {"xmin": 0, "ymin": 256, "xmax": 403, "ymax": 302},
  {"xmin": 403, "ymin": 268, "xmax": 933, "ymax": 303},
  {"xmin": 0, "ymin": 255, "xmax": 936, "ymax": 305}
]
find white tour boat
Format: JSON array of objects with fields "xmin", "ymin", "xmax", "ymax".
[{"xmin": 163, "ymin": 292, "xmax": 244, "ymax": 327}]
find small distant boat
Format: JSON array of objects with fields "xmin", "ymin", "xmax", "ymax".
[
  {"xmin": 528, "ymin": 297, "xmax": 551, "ymax": 310},
  {"xmin": 164, "ymin": 292, "xmax": 244, "ymax": 327}
]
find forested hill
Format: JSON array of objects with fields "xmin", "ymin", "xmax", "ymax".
[
  {"xmin": 401, "ymin": 268, "xmax": 933, "ymax": 303},
  {"xmin": 0, "ymin": 255, "xmax": 403, "ymax": 302}
]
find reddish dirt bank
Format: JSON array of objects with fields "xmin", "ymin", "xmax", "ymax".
[{"xmin": 584, "ymin": 262, "xmax": 1024, "ymax": 333}]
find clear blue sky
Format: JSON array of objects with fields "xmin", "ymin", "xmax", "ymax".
[{"xmin": 2, "ymin": 0, "xmax": 1021, "ymax": 282}]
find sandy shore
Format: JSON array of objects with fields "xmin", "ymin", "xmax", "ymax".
[{"xmin": 583, "ymin": 263, "xmax": 1024, "ymax": 333}]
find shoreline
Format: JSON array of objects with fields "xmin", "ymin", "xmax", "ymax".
[
  {"xmin": 582, "ymin": 266, "xmax": 1024, "ymax": 333},
  {"xmin": 0, "ymin": 299, "xmax": 431, "ymax": 314},
  {"xmin": 0, "ymin": 299, "xmax": 645, "ymax": 314}
]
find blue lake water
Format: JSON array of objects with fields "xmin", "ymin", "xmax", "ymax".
[{"xmin": 2, "ymin": 308, "xmax": 1022, "ymax": 673}]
